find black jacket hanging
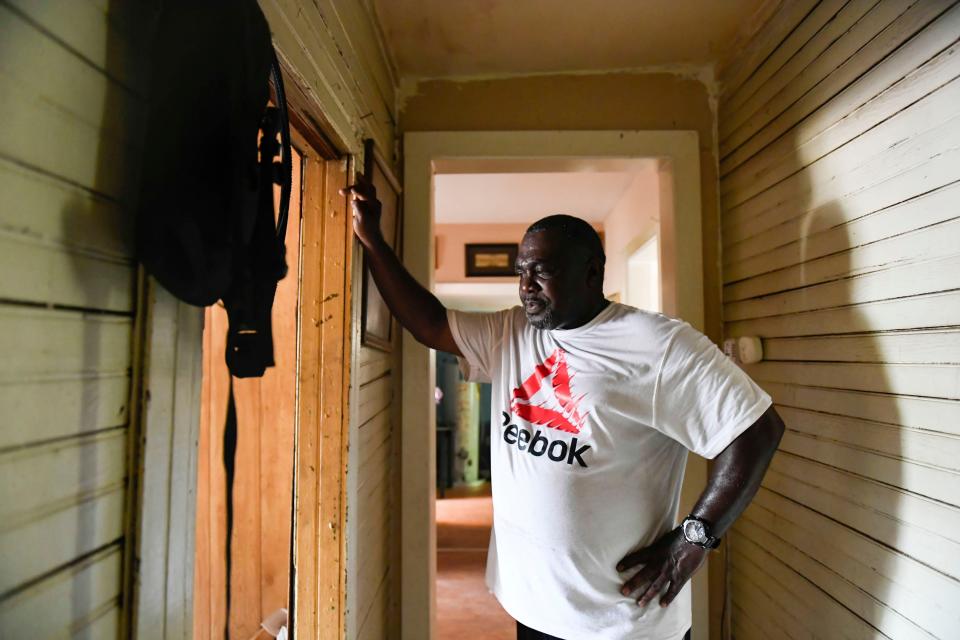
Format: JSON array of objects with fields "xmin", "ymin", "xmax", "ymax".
[
  {"xmin": 136, "ymin": 4, "xmax": 294, "ymax": 638},
  {"xmin": 136, "ymin": 0, "xmax": 292, "ymax": 378}
]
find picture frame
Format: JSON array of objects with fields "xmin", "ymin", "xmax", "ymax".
[
  {"xmin": 465, "ymin": 243, "xmax": 519, "ymax": 277},
  {"xmin": 360, "ymin": 138, "xmax": 402, "ymax": 352}
]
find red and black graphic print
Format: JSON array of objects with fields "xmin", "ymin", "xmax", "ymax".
[{"xmin": 510, "ymin": 348, "xmax": 587, "ymax": 434}]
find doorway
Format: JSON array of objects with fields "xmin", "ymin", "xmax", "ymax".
[
  {"xmin": 192, "ymin": 144, "xmax": 303, "ymax": 639},
  {"xmin": 192, "ymin": 126, "xmax": 354, "ymax": 640},
  {"xmin": 402, "ymin": 131, "xmax": 705, "ymax": 640},
  {"xmin": 627, "ymin": 234, "xmax": 661, "ymax": 312},
  {"xmin": 430, "ymin": 159, "xmax": 664, "ymax": 638}
]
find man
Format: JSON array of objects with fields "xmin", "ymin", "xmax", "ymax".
[{"xmin": 342, "ymin": 179, "xmax": 785, "ymax": 640}]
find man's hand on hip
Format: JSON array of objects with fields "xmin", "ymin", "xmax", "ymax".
[{"xmin": 616, "ymin": 528, "xmax": 708, "ymax": 608}]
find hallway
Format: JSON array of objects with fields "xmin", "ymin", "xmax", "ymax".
[
  {"xmin": 436, "ymin": 484, "xmax": 514, "ymax": 640},
  {"xmin": 4, "ymin": 2, "xmax": 960, "ymax": 638}
]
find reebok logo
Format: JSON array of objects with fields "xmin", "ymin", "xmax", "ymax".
[
  {"xmin": 510, "ymin": 348, "xmax": 586, "ymax": 434},
  {"xmin": 502, "ymin": 348, "xmax": 593, "ymax": 467},
  {"xmin": 501, "ymin": 412, "xmax": 591, "ymax": 467}
]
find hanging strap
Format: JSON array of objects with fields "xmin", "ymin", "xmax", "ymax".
[
  {"xmin": 222, "ymin": 378, "xmax": 238, "ymax": 640},
  {"xmin": 271, "ymin": 47, "xmax": 292, "ymax": 244},
  {"xmin": 222, "ymin": 47, "xmax": 290, "ymax": 640}
]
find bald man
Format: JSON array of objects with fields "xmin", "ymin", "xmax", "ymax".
[{"xmin": 343, "ymin": 180, "xmax": 783, "ymax": 640}]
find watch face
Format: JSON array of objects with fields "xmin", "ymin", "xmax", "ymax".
[{"xmin": 684, "ymin": 519, "xmax": 706, "ymax": 543}]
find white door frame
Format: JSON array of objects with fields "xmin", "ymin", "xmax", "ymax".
[{"xmin": 402, "ymin": 130, "xmax": 705, "ymax": 640}]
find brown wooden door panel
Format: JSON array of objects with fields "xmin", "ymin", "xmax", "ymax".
[
  {"xmin": 193, "ymin": 126, "xmax": 353, "ymax": 640},
  {"xmin": 194, "ymin": 147, "xmax": 304, "ymax": 640},
  {"xmin": 290, "ymin": 144, "xmax": 354, "ymax": 640}
]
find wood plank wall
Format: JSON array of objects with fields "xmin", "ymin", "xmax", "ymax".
[
  {"xmin": 0, "ymin": 0, "xmax": 399, "ymax": 636},
  {"xmin": 352, "ymin": 342, "xmax": 402, "ymax": 639},
  {"xmin": 259, "ymin": 0, "xmax": 397, "ymax": 162},
  {"xmin": 253, "ymin": 2, "xmax": 402, "ymax": 637},
  {"xmin": 0, "ymin": 1, "xmax": 153, "ymax": 636},
  {"xmin": 718, "ymin": 1, "xmax": 960, "ymax": 637}
]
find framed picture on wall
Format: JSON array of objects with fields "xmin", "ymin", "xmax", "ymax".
[
  {"xmin": 465, "ymin": 243, "xmax": 518, "ymax": 277},
  {"xmin": 360, "ymin": 138, "xmax": 402, "ymax": 352}
]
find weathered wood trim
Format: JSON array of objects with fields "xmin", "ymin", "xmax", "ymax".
[
  {"xmin": 276, "ymin": 51, "xmax": 344, "ymax": 161},
  {"xmin": 290, "ymin": 146, "xmax": 353, "ymax": 639},
  {"xmin": 292, "ymin": 143, "xmax": 324, "ymax": 636},
  {"xmin": 259, "ymin": 0, "xmax": 395, "ymax": 158},
  {"xmin": 318, "ymin": 157, "xmax": 350, "ymax": 638},
  {"xmin": 130, "ymin": 276, "xmax": 204, "ymax": 639},
  {"xmin": 343, "ymin": 215, "xmax": 366, "ymax": 640}
]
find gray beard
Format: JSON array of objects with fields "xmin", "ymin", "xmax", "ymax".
[{"xmin": 526, "ymin": 308, "xmax": 557, "ymax": 330}]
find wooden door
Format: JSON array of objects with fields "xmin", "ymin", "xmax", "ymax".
[
  {"xmin": 194, "ymin": 147, "xmax": 304, "ymax": 639},
  {"xmin": 288, "ymin": 141, "xmax": 353, "ymax": 640},
  {"xmin": 193, "ymin": 125, "xmax": 354, "ymax": 639}
]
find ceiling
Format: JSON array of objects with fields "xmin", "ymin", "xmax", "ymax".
[
  {"xmin": 434, "ymin": 171, "xmax": 640, "ymax": 224},
  {"xmin": 373, "ymin": 0, "xmax": 775, "ymax": 78}
]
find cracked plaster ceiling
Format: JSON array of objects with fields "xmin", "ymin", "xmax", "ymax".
[{"xmin": 373, "ymin": 0, "xmax": 776, "ymax": 78}]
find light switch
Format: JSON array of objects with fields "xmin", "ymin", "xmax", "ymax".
[{"xmin": 737, "ymin": 336, "xmax": 763, "ymax": 364}]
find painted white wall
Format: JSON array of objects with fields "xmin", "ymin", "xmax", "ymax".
[
  {"xmin": 136, "ymin": 280, "xmax": 204, "ymax": 640},
  {"xmin": 434, "ymin": 172, "xmax": 634, "ymax": 223},
  {"xmin": 719, "ymin": 2, "xmax": 960, "ymax": 638},
  {"xmin": 435, "ymin": 222, "xmax": 529, "ymax": 284},
  {"xmin": 627, "ymin": 236, "xmax": 661, "ymax": 312},
  {"xmin": 435, "ymin": 221, "xmax": 605, "ymax": 285},
  {"xmin": 601, "ymin": 170, "xmax": 660, "ymax": 300}
]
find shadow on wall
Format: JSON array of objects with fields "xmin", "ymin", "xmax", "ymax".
[
  {"xmin": 724, "ymin": 119, "xmax": 911, "ymax": 635},
  {"xmin": 58, "ymin": 1, "xmax": 151, "ymax": 636}
]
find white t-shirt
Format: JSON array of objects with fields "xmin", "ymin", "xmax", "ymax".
[{"xmin": 447, "ymin": 302, "xmax": 772, "ymax": 640}]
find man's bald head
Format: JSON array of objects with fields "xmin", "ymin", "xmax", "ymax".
[
  {"xmin": 525, "ymin": 214, "xmax": 606, "ymax": 269},
  {"xmin": 517, "ymin": 214, "xmax": 608, "ymax": 330}
]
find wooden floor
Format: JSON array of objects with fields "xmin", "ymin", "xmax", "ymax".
[{"xmin": 436, "ymin": 483, "xmax": 515, "ymax": 640}]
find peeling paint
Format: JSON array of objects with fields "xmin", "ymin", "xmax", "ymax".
[{"xmin": 396, "ymin": 63, "xmax": 718, "ymax": 115}]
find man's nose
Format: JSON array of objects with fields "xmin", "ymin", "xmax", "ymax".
[{"xmin": 519, "ymin": 272, "xmax": 540, "ymax": 295}]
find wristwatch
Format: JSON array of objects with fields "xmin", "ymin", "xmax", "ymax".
[{"xmin": 681, "ymin": 515, "xmax": 721, "ymax": 549}]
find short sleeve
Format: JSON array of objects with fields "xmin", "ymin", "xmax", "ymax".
[
  {"xmin": 652, "ymin": 322, "xmax": 772, "ymax": 459},
  {"xmin": 446, "ymin": 307, "xmax": 514, "ymax": 384}
]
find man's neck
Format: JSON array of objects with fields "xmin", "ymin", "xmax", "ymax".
[{"xmin": 557, "ymin": 296, "xmax": 611, "ymax": 330}]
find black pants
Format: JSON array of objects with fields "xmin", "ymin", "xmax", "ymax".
[{"xmin": 517, "ymin": 621, "xmax": 691, "ymax": 640}]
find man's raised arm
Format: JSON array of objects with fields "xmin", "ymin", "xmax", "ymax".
[{"xmin": 341, "ymin": 179, "xmax": 462, "ymax": 356}]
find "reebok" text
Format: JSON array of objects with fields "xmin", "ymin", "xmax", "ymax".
[{"xmin": 501, "ymin": 413, "xmax": 591, "ymax": 467}]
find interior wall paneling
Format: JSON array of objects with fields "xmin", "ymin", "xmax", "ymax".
[
  {"xmin": 262, "ymin": 7, "xmax": 404, "ymax": 634},
  {"xmin": 0, "ymin": 2, "xmax": 155, "ymax": 636},
  {"xmin": 719, "ymin": 1, "xmax": 960, "ymax": 637},
  {"xmin": 259, "ymin": 0, "xmax": 396, "ymax": 157}
]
